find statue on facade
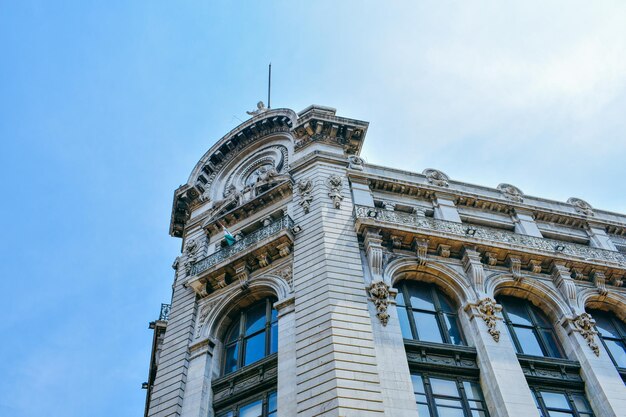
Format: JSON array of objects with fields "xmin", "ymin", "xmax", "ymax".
[{"xmin": 247, "ymin": 101, "xmax": 268, "ymax": 116}]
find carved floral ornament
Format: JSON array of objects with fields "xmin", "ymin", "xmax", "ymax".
[
  {"xmin": 347, "ymin": 155, "xmax": 365, "ymax": 171},
  {"xmin": 422, "ymin": 168, "xmax": 450, "ymax": 187},
  {"xmin": 466, "ymin": 298, "xmax": 503, "ymax": 342},
  {"xmin": 326, "ymin": 175, "xmax": 344, "ymax": 209},
  {"xmin": 572, "ymin": 313, "xmax": 600, "ymax": 356},
  {"xmin": 369, "ymin": 280, "xmax": 391, "ymax": 326},
  {"xmin": 497, "ymin": 183, "xmax": 524, "ymax": 203},
  {"xmin": 296, "ymin": 178, "xmax": 313, "ymax": 214}
]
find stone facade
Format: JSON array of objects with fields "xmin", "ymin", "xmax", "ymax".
[{"xmin": 144, "ymin": 105, "xmax": 626, "ymax": 417}]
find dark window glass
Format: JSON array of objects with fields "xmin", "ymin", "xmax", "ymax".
[
  {"xmin": 215, "ymin": 391, "xmax": 277, "ymax": 417},
  {"xmin": 588, "ymin": 309, "xmax": 626, "ymax": 369},
  {"xmin": 532, "ymin": 388, "xmax": 594, "ymax": 417},
  {"xmin": 411, "ymin": 373, "xmax": 489, "ymax": 417},
  {"xmin": 396, "ymin": 281, "xmax": 465, "ymax": 346},
  {"xmin": 222, "ymin": 298, "xmax": 277, "ymax": 375},
  {"xmin": 498, "ymin": 296, "xmax": 563, "ymax": 358}
]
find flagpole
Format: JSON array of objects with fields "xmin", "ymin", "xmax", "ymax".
[{"xmin": 268, "ymin": 62, "xmax": 272, "ymax": 109}]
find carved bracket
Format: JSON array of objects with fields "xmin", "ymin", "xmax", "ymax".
[
  {"xmin": 364, "ymin": 228, "xmax": 384, "ymax": 279},
  {"xmin": 413, "ymin": 238, "xmax": 429, "ymax": 265},
  {"xmin": 507, "ymin": 255, "xmax": 522, "ymax": 281},
  {"xmin": 369, "ymin": 280, "xmax": 391, "ymax": 326},
  {"xmin": 326, "ymin": 175, "xmax": 344, "ymax": 209},
  {"xmin": 463, "ymin": 247, "xmax": 485, "ymax": 295},
  {"xmin": 591, "ymin": 270, "xmax": 608, "ymax": 296},
  {"xmin": 552, "ymin": 262, "xmax": 578, "ymax": 313}
]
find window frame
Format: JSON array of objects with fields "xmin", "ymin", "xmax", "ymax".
[
  {"xmin": 498, "ymin": 296, "xmax": 565, "ymax": 359},
  {"xmin": 588, "ymin": 309, "xmax": 626, "ymax": 373},
  {"xmin": 215, "ymin": 389, "xmax": 277, "ymax": 417},
  {"xmin": 222, "ymin": 298, "xmax": 278, "ymax": 376},
  {"xmin": 531, "ymin": 386, "xmax": 595, "ymax": 417},
  {"xmin": 396, "ymin": 281, "xmax": 466, "ymax": 346},
  {"xmin": 411, "ymin": 371, "xmax": 490, "ymax": 417}
]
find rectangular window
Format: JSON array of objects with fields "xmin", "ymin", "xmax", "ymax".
[{"xmin": 411, "ymin": 373, "xmax": 489, "ymax": 417}]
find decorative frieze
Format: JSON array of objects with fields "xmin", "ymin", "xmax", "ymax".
[
  {"xmin": 354, "ymin": 206, "xmax": 626, "ymax": 269},
  {"xmin": 368, "ymin": 280, "xmax": 391, "ymax": 326},
  {"xmin": 296, "ymin": 179, "xmax": 313, "ymax": 214},
  {"xmin": 326, "ymin": 175, "xmax": 344, "ymax": 209}
]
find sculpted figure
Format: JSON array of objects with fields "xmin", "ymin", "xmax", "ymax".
[{"xmin": 246, "ymin": 101, "xmax": 268, "ymax": 116}]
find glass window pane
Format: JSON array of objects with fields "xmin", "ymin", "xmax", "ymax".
[
  {"xmin": 532, "ymin": 308, "xmax": 552, "ymax": 328},
  {"xmin": 398, "ymin": 307, "xmax": 413, "ymax": 339},
  {"xmin": 270, "ymin": 322, "xmax": 278, "ymax": 354},
  {"xmin": 408, "ymin": 285, "xmax": 436, "ymax": 311},
  {"xmin": 414, "ymin": 311, "xmax": 443, "ymax": 343},
  {"xmin": 417, "ymin": 403, "xmax": 431, "ymax": 417},
  {"xmin": 541, "ymin": 330, "xmax": 563, "ymax": 358},
  {"xmin": 226, "ymin": 319, "xmax": 240, "ymax": 343},
  {"xmin": 437, "ymin": 292, "xmax": 455, "ymax": 313},
  {"xmin": 436, "ymin": 407, "xmax": 464, "ymax": 417},
  {"xmin": 514, "ymin": 326, "xmax": 545, "ymax": 356},
  {"xmin": 430, "ymin": 378, "xmax": 459, "ymax": 397},
  {"xmin": 239, "ymin": 399, "xmax": 263, "ymax": 417},
  {"xmin": 540, "ymin": 391, "xmax": 571, "ymax": 410},
  {"xmin": 216, "ymin": 411, "xmax": 234, "ymax": 417},
  {"xmin": 396, "ymin": 289, "xmax": 406, "ymax": 307},
  {"xmin": 411, "ymin": 374, "xmax": 426, "ymax": 394},
  {"xmin": 546, "ymin": 412, "xmax": 574, "ymax": 417},
  {"xmin": 435, "ymin": 398, "xmax": 463, "ymax": 407},
  {"xmin": 244, "ymin": 331, "xmax": 266, "ymax": 366},
  {"xmin": 593, "ymin": 313, "xmax": 620, "ymax": 338},
  {"xmin": 571, "ymin": 394, "xmax": 592, "ymax": 413},
  {"xmin": 445, "ymin": 314, "xmax": 464, "ymax": 345},
  {"xmin": 501, "ymin": 298, "xmax": 533, "ymax": 326},
  {"xmin": 471, "ymin": 411, "xmax": 488, "ymax": 417},
  {"xmin": 463, "ymin": 381, "xmax": 483, "ymax": 400},
  {"xmin": 268, "ymin": 391, "xmax": 278, "ymax": 413},
  {"xmin": 245, "ymin": 303, "xmax": 267, "ymax": 335},
  {"xmin": 271, "ymin": 307, "xmax": 278, "ymax": 323},
  {"xmin": 605, "ymin": 339, "xmax": 626, "ymax": 367},
  {"xmin": 223, "ymin": 345, "xmax": 238, "ymax": 374}
]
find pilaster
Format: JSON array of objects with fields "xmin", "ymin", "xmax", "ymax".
[
  {"xmin": 275, "ymin": 297, "xmax": 297, "ymax": 417},
  {"xmin": 512, "ymin": 209, "xmax": 543, "ymax": 237}
]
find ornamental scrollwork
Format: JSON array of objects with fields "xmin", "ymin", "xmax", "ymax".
[
  {"xmin": 347, "ymin": 155, "xmax": 365, "ymax": 171},
  {"xmin": 296, "ymin": 179, "xmax": 313, "ymax": 214},
  {"xmin": 479, "ymin": 298, "xmax": 502, "ymax": 342},
  {"xmin": 572, "ymin": 313, "xmax": 600, "ymax": 356},
  {"xmin": 326, "ymin": 175, "xmax": 344, "ymax": 209},
  {"xmin": 567, "ymin": 197, "xmax": 594, "ymax": 217},
  {"xmin": 369, "ymin": 280, "xmax": 391, "ymax": 326},
  {"xmin": 423, "ymin": 168, "xmax": 450, "ymax": 187}
]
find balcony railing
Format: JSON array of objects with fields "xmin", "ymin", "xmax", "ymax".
[
  {"xmin": 354, "ymin": 205, "xmax": 626, "ymax": 268},
  {"xmin": 159, "ymin": 303, "xmax": 171, "ymax": 321},
  {"xmin": 191, "ymin": 215, "xmax": 294, "ymax": 276}
]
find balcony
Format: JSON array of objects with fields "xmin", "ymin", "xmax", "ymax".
[{"xmin": 186, "ymin": 215, "xmax": 295, "ymax": 296}]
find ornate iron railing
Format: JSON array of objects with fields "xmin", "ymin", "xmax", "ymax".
[
  {"xmin": 159, "ymin": 303, "xmax": 171, "ymax": 321},
  {"xmin": 191, "ymin": 215, "xmax": 294, "ymax": 276},
  {"xmin": 355, "ymin": 205, "xmax": 626, "ymax": 267}
]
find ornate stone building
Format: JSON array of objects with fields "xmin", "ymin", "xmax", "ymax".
[{"xmin": 144, "ymin": 105, "xmax": 626, "ymax": 417}]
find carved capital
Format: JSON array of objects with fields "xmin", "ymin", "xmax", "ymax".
[
  {"xmin": 364, "ymin": 228, "xmax": 384, "ymax": 279},
  {"xmin": 506, "ymin": 255, "xmax": 522, "ymax": 281},
  {"xmin": 413, "ymin": 238, "xmax": 429, "ymax": 265},
  {"xmin": 369, "ymin": 280, "xmax": 391, "ymax": 326},
  {"xmin": 591, "ymin": 270, "xmax": 608, "ymax": 296}
]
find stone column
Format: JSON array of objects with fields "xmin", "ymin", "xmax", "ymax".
[
  {"xmin": 562, "ymin": 314, "xmax": 626, "ymax": 417},
  {"xmin": 275, "ymin": 297, "xmax": 297, "ymax": 417},
  {"xmin": 180, "ymin": 340, "xmax": 215, "ymax": 417},
  {"xmin": 465, "ymin": 299, "xmax": 540, "ymax": 417}
]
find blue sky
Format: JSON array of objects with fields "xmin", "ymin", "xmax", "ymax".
[{"xmin": 1, "ymin": 1, "xmax": 625, "ymax": 416}]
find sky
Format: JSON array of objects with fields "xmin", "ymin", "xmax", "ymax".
[{"xmin": 1, "ymin": 1, "xmax": 625, "ymax": 416}]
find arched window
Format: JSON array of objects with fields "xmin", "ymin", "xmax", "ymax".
[
  {"xmin": 222, "ymin": 298, "xmax": 278, "ymax": 375},
  {"xmin": 395, "ymin": 281, "xmax": 464, "ymax": 345},
  {"xmin": 497, "ymin": 296, "xmax": 563, "ymax": 358},
  {"xmin": 588, "ymin": 309, "xmax": 626, "ymax": 369}
]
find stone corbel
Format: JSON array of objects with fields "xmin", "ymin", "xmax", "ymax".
[
  {"xmin": 563, "ymin": 313, "xmax": 600, "ymax": 356},
  {"xmin": 364, "ymin": 228, "xmax": 384, "ymax": 279},
  {"xmin": 413, "ymin": 238, "xmax": 429, "ymax": 265},
  {"xmin": 506, "ymin": 255, "xmax": 522, "ymax": 281},
  {"xmin": 390, "ymin": 235, "xmax": 403, "ymax": 250},
  {"xmin": 381, "ymin": 200, "xmax": 396, "ymax": 211},
  {"xmin": 257, "ymin": 252, "xmax": 271, "ymax": 268},
  {"xmin": 528, "ymin": 259, "xmax": 542, "ymax": 274},
  {"xmin": 462, "ymin": 247, "xmax": 485, "ymax": 295},
  {"xmin": 233, "ymin": 261, "xmax": 250, "ymax": 289},
  {"xmin": 551, "ymin": 262, "xmax": 579, "ymax": 314},
  {"xmin": 368, "ymin": 280, "xmax": 391, "ymax": 326},
  {"xmin": 483, "ymin": 252, "xmax": 498, "ymax": 266},
  {"xmin": 610, "ymin": 274, "xmax": 624, "ymax": 287},
  {"xmin": 465, "ymin": 298, "xmax": 503, "ymax": 342},
  {"xmin": 437, "ymin": 244, "xmax": 451, "ymax": 258},
  {"xmin": 570, "ymin": 268, "xmax": 585, "ymax": 281},
  {"xmin": 276, "ymin": 242, "xmax": 291, "ymax": 257},
  {"xmin": 591, "ymin": 270, "xmax": 608, "ymax": 296}
]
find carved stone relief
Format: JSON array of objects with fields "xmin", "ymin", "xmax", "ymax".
[
  {"xmin": 567, "ymin": 197, "xmax": 594, "ymax": 217},
  {"xmin": 296, "ymin": 179, "xmax": 313, "ymax": 214},
  {"xmin": 551, "ymin": 262, "xmax": 578, "ymax": 314},
  {"xmin": 572, "ymin": 313, "xmax": 600, "ymax": 356},
  {"xmin": 497, "ymin": 183, "xmax": 524, "ymax": 203},
  {"xmin": 507, "ymin": 256, "xmax": 523, "ymax": 281},
  {"xmin": 347, "ymin": 155, "xmax": 364, "ymax": 171},
  {"xmin": 414, "ymin": 238, "xmax": 429, "ymax": 265},
  {"xmin": 591, "ymin": 270, "xmax": 608, "ymax": 296},
  {"xmin": 423, "ymin": 169, "xmax": 450, "ymax": 187},
  {"xmin": 326, "ymin": 175, "xmax": 344, "ymax": 209},
  {"xmin": 369, "ymin": 280, "xmax": 391, "ymax": 326},
  {"xmin": 463, "ymin": 247, "xmax": 485, "ymax": 295},
  {"xmin": 478, "ymin": 298, "xmax": 502, "ymax": 342}
]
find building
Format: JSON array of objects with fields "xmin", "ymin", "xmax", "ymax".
[{"xmin": 144, "ymin": 105, "xmax": 626, "ymax": 417}]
